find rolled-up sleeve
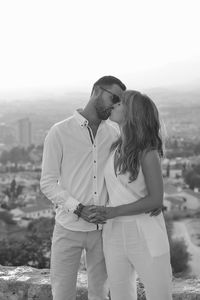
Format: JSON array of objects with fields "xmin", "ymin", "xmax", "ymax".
[{"xmin": 40, "ymin": 125, "xmax": 80, "ymax": 212}]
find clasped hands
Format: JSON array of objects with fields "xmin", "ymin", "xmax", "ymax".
[
  {"xmin": 79, "ymin": 205, "xmax": 163, "ymax": 224},
  {"xmin": 80, "ymin": 205, "xmax": 109, "ymax": 224}
]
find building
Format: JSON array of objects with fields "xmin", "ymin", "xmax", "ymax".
[
  {"xmin": 177, "ymin": 189, "xmax": 200, "ymax": 210},
  {"xmin": 21, "ymin": 205, "xmax": 54, "ymax": 219},
  {"xmin": 163, "ymin": 180, "xmax": 200, "ymax": 211},
  {"xmin": 0, "ymin": 123, "xmax": 15, "ymax": 146},
  {"xmin": 164, "ymin": 195, "xmax": 187, "ymax": 211},
  {"xmin": 17, "ymin": 118, "xmax": 32, "ymax": 148},
  {"xmin": 10, "ymin": 204, "xmax": 54, "ymax": 225}
]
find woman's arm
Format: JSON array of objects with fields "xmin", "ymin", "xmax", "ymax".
[{"xmin": 105, "ymin": 150, "xmax": 164, "ymax": 219}]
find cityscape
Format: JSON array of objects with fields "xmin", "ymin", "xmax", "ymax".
[
  {"xmin": 0, "ymin": 0, "xmax": 200, "ymax": 297},
  {"xmin": 0, "ymin": 87, "xmax": 200, "ymax": 297}
]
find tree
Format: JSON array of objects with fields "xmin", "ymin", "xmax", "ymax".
[
  {"xmin": 0, "ymin": 237, "xmax": 49, "ymax": 268},
  {"xmin": 194, "ymin": 142, "xmax": 200, "ymax": 155},
  {"xmin": 170, "ymin": 238, "xmax": 190, "ymax": 273},
  {"xmin": 10, "ymin": 179, "xmax": 16, "ymax": 193},
  {"xmin": 16, "ymin": 184, "xmax": 24, "ymax": 197},
  {"xmin": 0, "ymin": 211, "xmax": 16, "ymax": 225},
  {"xmin": 184, "ymin": 164, "xmax": 200, "ymax": 189},
  {"xmin": 2, "ymin": 180, "xmax": 24, "ymax": 208},
  {"xmin": 0, "ymin": 217, "xmax": 55, "ymax": 268},
  {"xmin": 165, "ymin": 215, "xmax": 190, "ymax": 275},
  {"xmin": 27, "ymin": 217, "xmax": 55, "ymax": 240}
]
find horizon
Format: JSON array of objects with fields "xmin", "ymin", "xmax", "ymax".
[{"xmin": 0, "ymin": 79, "xmax": 200, "ymax": 102}]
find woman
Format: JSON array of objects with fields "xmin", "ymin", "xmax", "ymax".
[{"xmin": 89, "ymin": 90, "xmax": 172, "ymax": 300}]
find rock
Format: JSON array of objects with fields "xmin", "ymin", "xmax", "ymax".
[
  {"xmin": 172, "ymin": 277, "xmax": 200, "ymax": 300},
  {"xmin": 0, "ymin": 265, "xmax": 200, "ymax": 299}
]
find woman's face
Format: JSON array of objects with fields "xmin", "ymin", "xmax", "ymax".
[{"xmin": 109, "ymin": 102, "xmax": 126, "ymax": 124}]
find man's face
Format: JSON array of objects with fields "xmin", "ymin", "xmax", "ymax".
[{"xmin": 95, "ymin": 84, "xmax": 124, "ymax": 120}]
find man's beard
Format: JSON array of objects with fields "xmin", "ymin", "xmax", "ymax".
[
  {"xmin": 95, "ymin": 99, "xmax": 112, "ymax": 120},
  {"xmin": 97, "ymin": 107, "xmax": 112, "ymax": 120}
]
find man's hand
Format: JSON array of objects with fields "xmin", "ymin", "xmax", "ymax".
[
  {"xmin": 87, "ymin": 206, "xmax": 116, "ymax": 223},
  {"xmin": 78, "ymin": 205, "xmax": 106, "ymax": 224},
  {"xmin": 87, "ymin": 206, "xmax": 107, "ymax": 224},
  {"xmin": 79, "ymin": 205, "xmax": 96, "ymax": 222}
]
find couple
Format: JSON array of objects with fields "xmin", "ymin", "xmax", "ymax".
[{"xmin": 40, "ymin": 76, "xmax": 172, "ymax": 300}]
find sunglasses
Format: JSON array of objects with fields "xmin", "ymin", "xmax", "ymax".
[{"xmin": 99, "ymin": 86, "xmax": 121, "ymax": 104}]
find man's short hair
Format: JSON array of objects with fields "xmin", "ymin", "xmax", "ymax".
[{"xmin": 91, "ymin": 75, "xmax": 126, "ymax": 95}]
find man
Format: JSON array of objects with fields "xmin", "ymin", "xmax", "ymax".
[{"xmin": 40, "ymin": 76, "xmax": 126, "ymax": 300}]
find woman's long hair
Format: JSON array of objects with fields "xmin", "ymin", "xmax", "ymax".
[{"xmin": 111, "ymin": 90, "xmax": 164, "ymax": 182}]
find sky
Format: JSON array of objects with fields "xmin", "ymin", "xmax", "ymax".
[{"xmin": 0, "ymin": 0, "xmax": 200, "ymax": 98}]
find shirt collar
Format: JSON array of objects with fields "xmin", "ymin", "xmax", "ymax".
[
  {"xmin": 74, "ymin": 109, "xmax": 106, "ymax": 129},
  {"xmin": 74, "ymin": 109, "xmax": 89, "ymax": 128}
]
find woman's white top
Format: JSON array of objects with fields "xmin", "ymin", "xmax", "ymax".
[{"xmin": 104, "ymin": 150, "xmax": 170, "ymax": 257}]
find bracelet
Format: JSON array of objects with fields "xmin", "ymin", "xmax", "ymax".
[{"xmin": 73, "ymin": 203, "xmax": 85, "ymax": 218}]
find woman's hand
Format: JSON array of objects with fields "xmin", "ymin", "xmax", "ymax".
[{"xmin": 88, "ymin": 206, "xmax": 117, "ymax": 223}]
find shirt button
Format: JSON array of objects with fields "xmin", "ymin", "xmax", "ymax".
[
  {"xmin": 94, "ymin": 192, "xmax": 97, "ymax": 194},
  {"xmin": 94, "ymin": 176, "xmax": 96, "ymax": 179},
  {"xmin": 94, "ymin": 160, "xmax": 96, "ymax": 163}
]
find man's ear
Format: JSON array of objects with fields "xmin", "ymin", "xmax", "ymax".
[{"xmin": 92, "ymin": 86, "xmax": 101, "ymax": 98}]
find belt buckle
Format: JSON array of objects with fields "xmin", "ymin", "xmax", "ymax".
[{"xmin": 97, "ymin": 224, "xmax": 103, "ymax": 231}]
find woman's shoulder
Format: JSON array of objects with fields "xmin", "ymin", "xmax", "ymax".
[
  {"xmin": 140, "ymin": 149, "xmax": 161, "ymax": 169},
  {"xmin": 141, "ymin": 149, "xmax": 160, "ymax": 160}
]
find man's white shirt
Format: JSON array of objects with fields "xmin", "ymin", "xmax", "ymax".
[{"xmin": 40, "ymin": 110, "xmax": 119, "ymax": 231}]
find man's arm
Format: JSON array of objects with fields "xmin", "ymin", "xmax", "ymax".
[{"xmin": 40, "ymin": 125, "xmax": 80, "ymax": 213}]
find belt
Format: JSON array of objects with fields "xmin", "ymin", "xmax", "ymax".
[{"xmin": 96, "ymin": 224, "xmax": 103, "ymax": 230}]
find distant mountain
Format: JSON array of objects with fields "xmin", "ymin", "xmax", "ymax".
[
  {"xmin": 0, "ymin": 85, "xmax": 199, "ymax": 145},
  {"xmin": 144, "ymin": 86, "xmax": 200, "ymax": 106},
  {"xmin": 0, "ymin": 86, "xmax": 199, "ymax": 126}
]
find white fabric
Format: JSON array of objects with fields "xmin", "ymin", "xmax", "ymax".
[
  {"xmin": 103, "ymin": 220, "xmax": 173, "ymax": 300},
  {"xmin": 51, "ymin": 222, "xmax": 109, "ymax": 300},
  {"xmin": 40, "ymin": 110, "xmax": 119, "ymax": 231},
  {"xmin": 104, "ymin": 151, "xmax": 170, "ymax": 257},
  {"xmin": 103, "ymin": 151, "xmax": 172, "ymax": 299}
]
